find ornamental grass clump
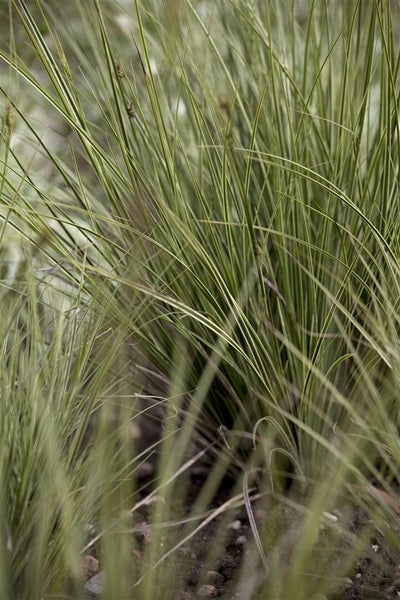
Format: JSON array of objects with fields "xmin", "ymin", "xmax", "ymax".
[{"xmin": 1, "ymin": 0, "xmax": 400, "ymax": 598}]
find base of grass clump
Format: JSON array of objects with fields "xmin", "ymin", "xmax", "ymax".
[
  {"xmin": 2, "ymin": 0, "xmax": 400, "ymax": 598},
  {"xmin": 80, "ymin": 435, "xmax": 400, "ymax": 600}
]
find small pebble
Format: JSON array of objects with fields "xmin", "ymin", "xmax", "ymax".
[
  {"xmin": 84, "ymin": 572, "xmax": 105, "ymax": 596},
  {"xmin": 206, "ymin": 570, "xmax": 224, "ymax": 585},
  {"xmin": 197, "ymin": 584, "xmax": 218, "ymax": 598},
  {"xmin": 322, "ymin": 511, "xmax": 338, "ymax": 522},
  {"xmin": 228, "ymin": 520, "xmax": 241, "ymax": 531},
  {"xmin": 130, "ymin": 422, "xmax": 141, "ymax": 440},
  {"xmin": 136, "ymin": 461, "xmax": 155, "ymax": 480},
  {"xmin": 235, "ymin": 535, "xmax": 248, "ymax": 545},
  {"xmin": 81, "ymin": 555, "xmax": 99, "ymax": 581}
]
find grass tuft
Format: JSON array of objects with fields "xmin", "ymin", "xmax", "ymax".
[{"xmin": 0, "ymin": 0, "xmax": 400, "ymax": 598}]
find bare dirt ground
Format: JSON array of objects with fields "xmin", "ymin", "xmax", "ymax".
[{"xmin": 82, "ymin": 404, "xmax": 400, "ymax": 599}]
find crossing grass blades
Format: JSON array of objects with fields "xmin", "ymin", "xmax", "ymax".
[{"xmin": 1, "ymin": 0, "xmax": 400, "ymax": 598}]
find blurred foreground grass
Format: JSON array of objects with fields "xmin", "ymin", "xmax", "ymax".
[{"xmin": 1, "ymin": 1, "xmax": 400, "ymax": 598}]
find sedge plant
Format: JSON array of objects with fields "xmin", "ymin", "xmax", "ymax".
[{"xmin": 1, "ymin": 0, "xmax": 400, "ymax": 598}]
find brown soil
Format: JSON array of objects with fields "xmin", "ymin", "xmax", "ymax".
[{"xmin": 82, "ymin": 404, "xmax": 400, "ymax": 599}]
